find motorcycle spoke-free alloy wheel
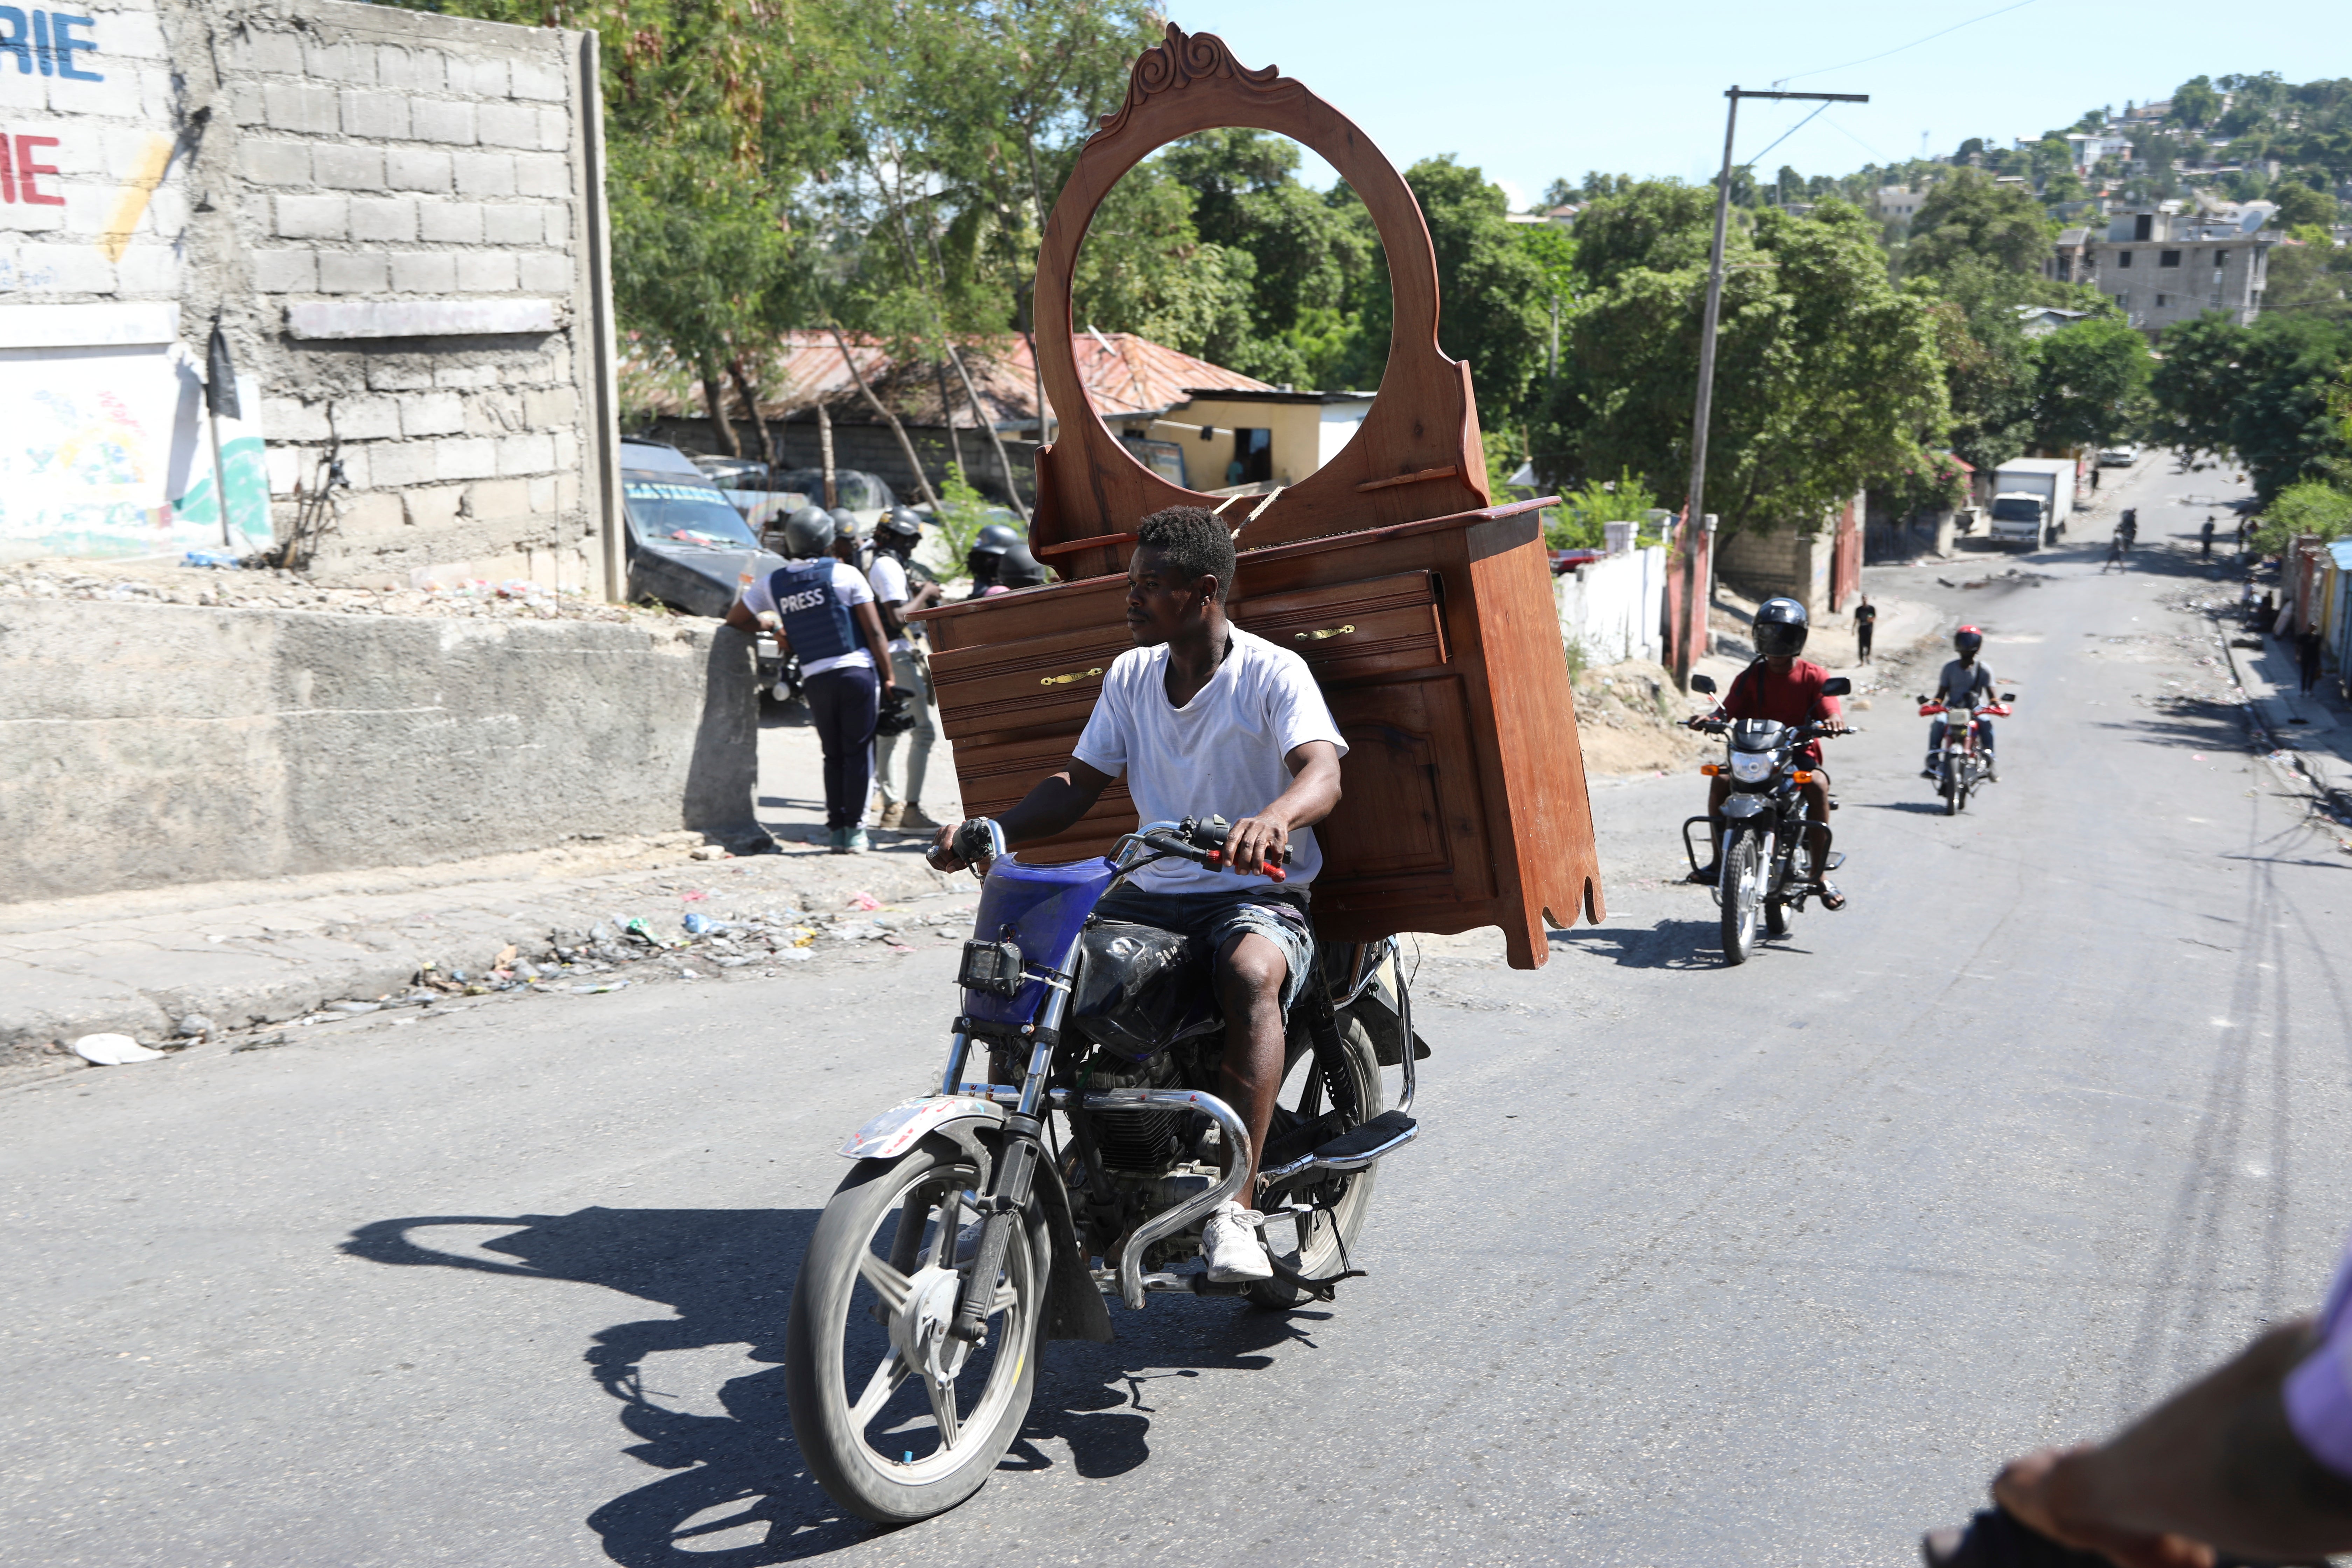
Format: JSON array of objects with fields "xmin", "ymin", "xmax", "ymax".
[
  {"xmin": 1250, "ymin": 1013, "xmax": 1386, "ymax": 1310},
  {"xmin": 1719, "ymin": 830, "xmax": 1762, "ymax": 965},
  {"xmin": 785, "ymin": 1139, "xmax": 1044, "ymax": 1524}
]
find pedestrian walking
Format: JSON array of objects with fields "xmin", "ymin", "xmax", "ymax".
[
  {"xmin": 726, "ymin": 509, "xmax": 896, "ymax": 853},
  {"xmin": 2299, "ymin": 625, "xmax": 2325, "ymax": 696},
  {"xmin": 866, "ymin": 507, "xmax": 944, "ymax": 833},
  {"xmin": 2202, "ymin": 516, "xmax": 2216, "ymax": 559},
  {"xmin": 2101, "ymin": 530, "xmax": 2127, "ymax": 573},
  {"xmin": 1853, "ymin": 595, "xmax": 1877, "ymax": 663}
]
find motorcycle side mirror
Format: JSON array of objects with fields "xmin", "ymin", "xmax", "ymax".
[
  {"xmin": 1819, "ymin": 677, "xmax": 1852, "ymax": 697},
  {"xmin": 1689, "ymin": 674, "xmax": 1717, "ymax": 695}
]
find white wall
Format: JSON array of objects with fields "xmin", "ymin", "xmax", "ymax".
[{"xmin": 1556, "ymin": 544, "xmax": 1665, "ymax": 666}]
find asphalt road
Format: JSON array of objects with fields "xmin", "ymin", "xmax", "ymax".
[{"xmin": 8, "ymin": 453, "xmax": 2350, "ymax": 1567}]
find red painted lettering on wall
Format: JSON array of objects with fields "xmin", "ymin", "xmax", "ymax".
[{"xmin": 11, "ymin": 135, "xmax": 64, "ymax": 205}]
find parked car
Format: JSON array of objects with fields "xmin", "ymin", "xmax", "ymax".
[
  {"xmin": 2098, "ymin": 444, "xmax": 2140, "ymax": 467},
  {"xmin": 1550, "ymin": 547, "xmax": 1605, "ymax": 575},
  {"xmin": 621, "ymin": 440, "xmax": 794, "ymax": 700},
  {"xmin": 690, "ymin": 454, "xmax": 772, "ymax": 490},
  {"xmin": 767, "ymin": 468, "xmax": 898, "ymax": 528}
]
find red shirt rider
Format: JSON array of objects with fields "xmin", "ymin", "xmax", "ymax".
[{"xmin": 1718, "ymin": 657, "xmax": 1843, "ymax": 766}]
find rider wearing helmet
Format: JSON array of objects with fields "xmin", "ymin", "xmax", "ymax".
[
  {"xmin": 965, "ymin": 522, "xmax": 1022, "ymax": 594},
  {"xmin": 866, "ymin": 507, "xmax": 944, "ymax": 832},
  {"xmin": 1925, "ymin": 625, "xmax": 1998, "ymax": 783},
  {"xmin": 726, "ymin": 497, "xmax": 897, "ymax": 853},
  {"xmin": 1687, "ymin": 596, "xmax": 1849, "ymax": 909},
  {"xmin": 990, "ymin": 540, "xmax": 1049, "ymax": 592}
]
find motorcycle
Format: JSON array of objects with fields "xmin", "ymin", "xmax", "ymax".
[
  {"xmin": 1918, "ymin": 694, "xmax": 2014, "ymax": 815},
  {"xmin": 1679, "ymin": 672, "xmax": 1852, "ymax": 965},
  {"xmin": 784, "ymin": 816, "xmax": 1426, "ymax": 1523}
]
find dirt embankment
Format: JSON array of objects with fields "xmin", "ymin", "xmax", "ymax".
[{"xmin": 1572, "ymin": 659, "xmax": 1712, "ymax": 776}]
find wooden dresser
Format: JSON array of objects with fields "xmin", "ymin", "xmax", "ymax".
[{"xmin": 909, "ymin": 23, "xmax": 1604, "ymax": 969}]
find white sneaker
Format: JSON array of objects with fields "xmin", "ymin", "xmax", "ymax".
[{"xmin": 1202, "ymin": 1199, "xmax": 1272, "ymax": 1283}]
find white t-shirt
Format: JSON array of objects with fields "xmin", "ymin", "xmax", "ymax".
[
  {"xmin": 740, "ymin": 560, "xmax": 874, "ymax": 677},
  {"xmin": 1072, "ymin": 626, "xmax": 1347, "ymax": 894},
  {"xmin": 866, "ymin": 553, "xmax": 915, "ymax": 654}
]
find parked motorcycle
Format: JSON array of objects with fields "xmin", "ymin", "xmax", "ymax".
[
  {"xmin": 1679, "ymin": 672, "xmax": 1852, "ymax": 965},
  {"xmin": 1918, "ymin": 693, "xmax": 2014, "ymax": 815},
  {"xmin": 784, "ymin": 816, "xmax": 1426, "ymax": 1523}
]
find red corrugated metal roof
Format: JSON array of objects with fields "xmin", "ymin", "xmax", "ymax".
[{"xmin": 618, "ymin": 330, "xmax": 1272, "ymax": 428}]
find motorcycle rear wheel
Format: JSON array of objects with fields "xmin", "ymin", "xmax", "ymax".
[
  {"xmin": 1720, "ymin": 830, "xmax": 1762, "ymax": 965},
  {"xmin": 1250, "ymin": 1013, "xmax": 1386, "ymax": 1310},
  {"xmin": 784, "ymin": 1139, "xmax": 1045, "ymax": 1525}
]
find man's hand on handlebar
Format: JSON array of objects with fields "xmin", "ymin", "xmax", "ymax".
[
  {"xmin": 1218, "ymin": 812, "xmax": 1292, "ymax": 880},
  {"xmin": 927, "ymin": 817, "xmax": 1000, "ymax": 876}
]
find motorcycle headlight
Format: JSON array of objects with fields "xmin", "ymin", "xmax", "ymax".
[{"xmin": 1728, "ymin": 750, "xmax": 1775, "ymax": 783}]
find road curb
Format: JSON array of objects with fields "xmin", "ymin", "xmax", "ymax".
[{"xmin": 2216, "ymin": 623, "xmax": 2352, "ymax": 818}]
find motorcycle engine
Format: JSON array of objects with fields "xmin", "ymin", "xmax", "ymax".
[{"xmin": 1082, "ymin": 1050, "xmax": 1184, "ymax": 1171}]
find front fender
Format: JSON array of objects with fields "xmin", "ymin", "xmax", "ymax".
[
  {"xmin": 1721, "ymin": 793, "xmax": 1769, "ymax": 819},
  {"xmin": 839, "ymin": 1094, "xmax": 1007, "ymax": 1160}
]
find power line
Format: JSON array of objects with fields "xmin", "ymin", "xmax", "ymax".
[
  {"xmin": 1741, "ymin": 102, "xmax": 1832, "ymax": 172},
  {"xmin": 1772, "ymin": 0, "xmax": 2038, "ymax": 88}
]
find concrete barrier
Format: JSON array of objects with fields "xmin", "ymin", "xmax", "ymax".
[
  {"xmin": 0, "ymin": 600, "xmax": 761, "ymax": 904},
  {"xmin": 1556, "ymin": 545, "xmax": 1666, "ymax": 666}
]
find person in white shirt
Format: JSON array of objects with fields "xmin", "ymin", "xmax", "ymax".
[
  {"xmin": 866, "ymin": 507, "xmax": 943, "ymax": 832},
  {"xmin": 726, "ymin": 508, "xmax": 895, "ymax": 853},
  {"xmin": 928, "ymin": 506, "xmax": 1345, "ymax": 1283}
]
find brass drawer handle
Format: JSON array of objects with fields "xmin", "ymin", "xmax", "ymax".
[
  {"xmin": 1038, "ymin": 666, "xmax": 1104, "ymax": 687},
  {"xmin": 1294, "ymin": 625, "xmax": 1356, "ymax": 643}
]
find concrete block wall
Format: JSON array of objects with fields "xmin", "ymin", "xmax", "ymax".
[
  {"xmin": 0, "ymin": 597, "xmax": 760, "ymax": 903},
  {"xmin": 1716, "ymin": 525, "xmax": 1833, "ymax": 617},
  {"xmin": 1, "ymin": 0, "xmax": 619, "ymax": 591},
  {"xmin": 213, "ymin": 0, "xmax": 612, "ymax": 589}
]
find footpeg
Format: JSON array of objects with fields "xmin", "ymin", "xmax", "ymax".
[{"xmin": 1259, "ymin": 1109, "xmax": 1417, "ymax": 1185}]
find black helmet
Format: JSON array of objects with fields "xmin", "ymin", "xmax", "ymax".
[
  {"xmin": 1753, "ymin": 596, "xmax": 1810, "ymax": 658},
  {"xmin": 1954, "ymin": 624, "xmax": 1984, "ymax": 659},
  {"xmin": 875, "ymin": 506, "xmax": 923, "ymax": 545},
  {"xmin": 780, "ymin": 504, "xmax": 833, "ymax": 559},
  {"xmin": 996, "ymin": 541, "xmax": 1048, "ymax": 589},
  {"xmin": 827, "ymin": 506, "xmax": 863, "ymax": 545},
  {"xmin": 969, "ymin": 523, "xmax": 1021, "ymax": 559}
]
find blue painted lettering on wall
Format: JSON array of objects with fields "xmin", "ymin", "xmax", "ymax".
[{"xmin": 0, "ymin": 9, "xmax": 103, "ymax": 80}]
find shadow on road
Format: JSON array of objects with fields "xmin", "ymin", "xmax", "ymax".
[
  {"xmin": 345, "ymin": 1207, "xmax": 1316, "ymax": 1564},
  {"xmin": 1856, "ymin": 800, "xmax": 1958, "ymax": 815},
  {"xmin": 1547, "ymin": 917, "xmax": 1730, "ymax": 969}
]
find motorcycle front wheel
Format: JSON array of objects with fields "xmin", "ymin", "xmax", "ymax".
[
  {"xmin": 784, "ymin": 1138, "xmax": 1046, "ymax": 1524},
  {"xmin": 1720, "ymin": 829, "xmax": 1762, "ymax": 965},
  {"xmin": 1941, "ymin": 759, "xmax": 1961, "ymax": 816}
]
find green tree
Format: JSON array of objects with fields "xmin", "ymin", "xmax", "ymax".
[
  {"xmin": 2270, "ymin": 181, "xmax": 2340, "ymax": 230},
  {"xmin": 1534, "ymin": 188, "xmax": 1948, "ymax": 535},
  {"xmin": 1903, "ymin": 169, "xmax": 2054, "ymax": 279},
  {"xmin": 2151, "ymin": 314, "xmax": 2352, "ymax": 500},
  {"xmin": 2168, "ymin": 75, "xmax": 2221, "ymax": 130},
  {"xmin": 2252, "ymin": 478, "xmax": 2352, "ymax": 556},
  {"xmin": 2027, "ymin": 317, "xmax": 2151, "ymax": 451},
  {"xmin": 2264, "ymin": 231, "xmax": 2352, "ymax": 322}
]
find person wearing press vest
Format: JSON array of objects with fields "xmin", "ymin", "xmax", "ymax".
[{"xmin": 726, "ymin": 508, "xmax": 897, "ymax": 853}]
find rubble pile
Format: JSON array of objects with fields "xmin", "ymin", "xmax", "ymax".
[{"xmin": 0, "ymin": 559, "xmax": 668, "ymax": 626}]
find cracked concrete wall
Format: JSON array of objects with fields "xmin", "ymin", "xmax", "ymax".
[
  {"xmin": 0, "ymin": 598, "xmax": 760, "ymax": 904},
  {"xmin": 2, "ymin": 0, "xmax": 621, "ymax": 591}
]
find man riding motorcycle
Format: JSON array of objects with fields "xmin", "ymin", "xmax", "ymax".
[
  {"xmin": 1924, "ymin": 625, "xmax": 1997, "ymax": 783},
  {"xmin": 1685, "ymin": 596, "xmax": 1848, "ymax": 910},
  {"xmin": 929, "ymin": 506, "xmax": 1347, "ymax": 1284}
]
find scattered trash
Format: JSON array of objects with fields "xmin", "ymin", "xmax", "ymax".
[
  {"xmin": 329, "ymin": 1000, "xmax": 383, "ymax": 1015},
  {"xmin": 495, "ymin": 943, "xmax": 518, "ymax": 968},
  {"xmin": 231, "ymin": 1032, "xmax": 290, "ymax": 1053},
  {"xmin": 176, "ymin": 1014, "xmax": 214, "ymax": 1038},
  {"xmin": 181, "ymin": 550, "xmax": 243, "ymax": 569},
  {"xmin": 622, "ymin": 918, "xmax": 658, "ymax": 945},
  {"xmin": 848, "ymin": 891, "xmax": 883, "ymax": 911},
  {"xmin": 2192, "ymin": 753, "xmax": 2206, "ymax": 762},
  {"xmin": 680, "ymin": 889, "xmax": 710, "ymax": 902},
  {"xmin": 690, "ymin": 845, "xmax": 729, "ymax": 861},
  {"xmin": 682, "ymin": 912, "xmax": 720, "ymax": 936},
  {"xmin": 72, "ymin": 1032, "xmax": 163, "ymax": 1065}
]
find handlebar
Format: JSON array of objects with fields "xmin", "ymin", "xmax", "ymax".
[
  {"xmin": 1148, "ymin": 816, "xmax": 1292, "ymax": 882},
  {"xmin": 1684, "ymin": 715, "xmax": 1851, "ymax": 739}
]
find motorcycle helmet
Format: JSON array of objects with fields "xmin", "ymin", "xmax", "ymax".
[
  {"xmin": 1953, "ymin": 624, "xmax": 1983, "ymax": 659},
  {"xmin": 827, "ymin": 506, "xmax": 864, "ymax": 545},
  {"xmin": 966, "ymin": 522, "xmax": 1022, "ymax": 586},
  {"xmin": 875, "ymin": 506, "xmax": 924, "ymax": 547},
  {"xmin": 995, "ymin": 541, "xmax": 1049, "ymax": 589},
  {"xmin": 1753, "ymin": 596, "xmax": 1810, "ymax": 658},
  {"xmin": 780, "ymin": 504, "xmax": 833, "ymax": 559},
  {"xmin": 874, "ymin": 685, "xmax": 917, "ymax": 736}
]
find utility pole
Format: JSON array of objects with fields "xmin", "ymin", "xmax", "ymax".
[{"xmin": 1679, "ymin": 85, "xmax": 1868, "ymax": 692}]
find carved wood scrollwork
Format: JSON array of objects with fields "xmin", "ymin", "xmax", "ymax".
[{"xmin": 1030, "ymin": 24, "xmax": 1492, "ymax": 581}]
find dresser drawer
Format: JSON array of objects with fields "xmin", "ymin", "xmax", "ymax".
[
  {"xmin": 928, "ymin": 620, "xmax": 1136, "ymax": 743},
  {"xmin": 1231, "ymin": 572, "xmax": 1446, "ymax": 681}
]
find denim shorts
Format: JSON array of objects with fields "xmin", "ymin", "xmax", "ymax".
[{"xmin": 1092, "ymin": 884, "xmax": 1315, "ymax": 1015}]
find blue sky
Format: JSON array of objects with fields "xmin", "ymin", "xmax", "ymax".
[{"xmin": 1162, "ymin": 0, "xmax": 2346, "ymax": 204}]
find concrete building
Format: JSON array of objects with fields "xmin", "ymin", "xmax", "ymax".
[
  {"xmin": 2067, "ymin": 132, "xmax": 2135, "ymax": 172},
  {"xmin": 0, "ymin": 0, "xmax": 622, "ymax": 593},
  {"xmin": 1145, "ymin": 389, "xmax": 1373, "ymax": 494},
  {"xmin": 1873, "ymin": 186, "xmax": 1925, "ymax": 222},
  {"xmin": 2089, "ymin": 207, "xmax": 2277, "ymax": 334}
]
